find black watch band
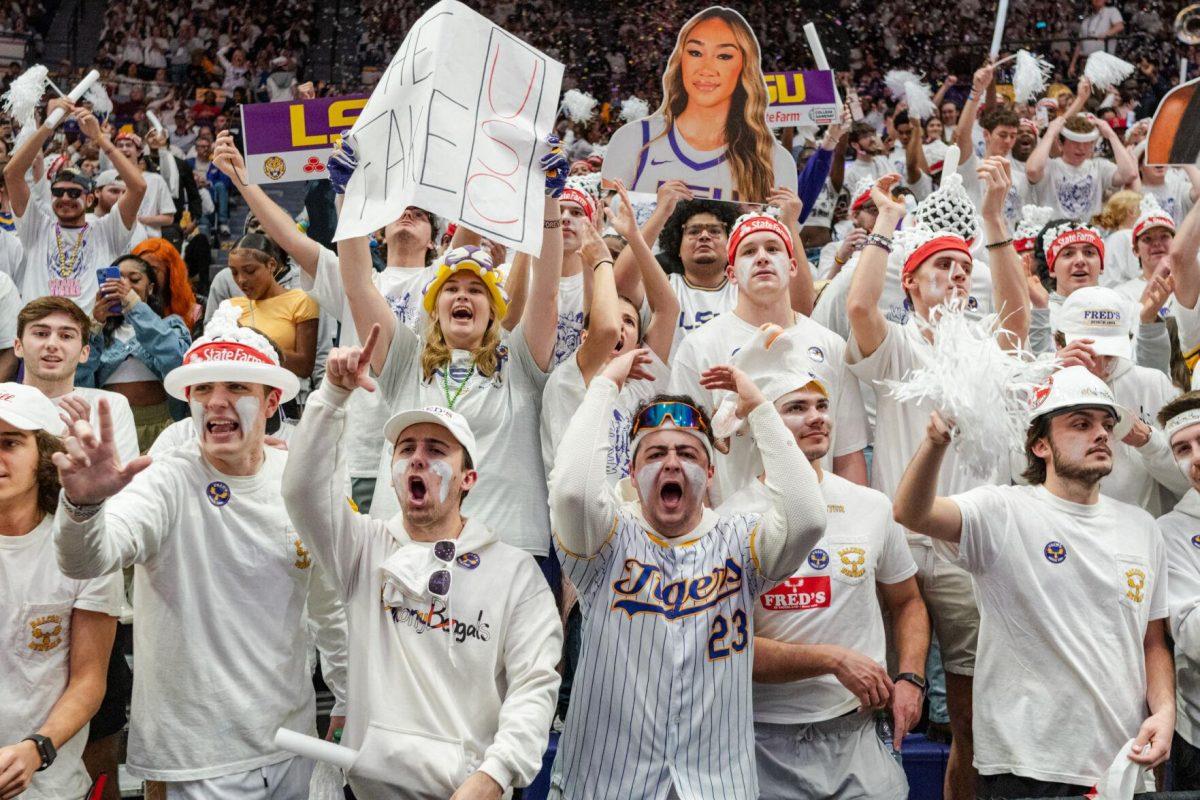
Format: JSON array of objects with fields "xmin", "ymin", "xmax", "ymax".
[
  {"xmin": 22, "ymin": 734, "xmax": 56, "ymax": 771},
  {"xmin": 894, "ymin": 672, "xmax": 927, "ymax": 695}
]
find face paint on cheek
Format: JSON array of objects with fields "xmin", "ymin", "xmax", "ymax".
[
  {"xmin": 189, "ymin": 399, "xmax": 205, "ymax": 440},
  {"xmin": 391, "ymin": 456, "xmax": 410, "ymax": 495},
  {"xmin": 680, "ymin": 461, "xmax": 707, "ymax": 499},
  {"xmin": 1177, "ymin": 456, "xmax": 1193, "ymax": 479},
  {"xmin": 635, "ymin": 462, "xmax": 664, "ymax": 503},
  {"xmin": 429, "ymin": 459, "xmax": 453, "ymax": 504},
  {"xmin": 234, "ymin": 396, "xmax": 261, "ymax": 436}
]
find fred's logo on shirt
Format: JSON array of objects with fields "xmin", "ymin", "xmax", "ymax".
[
  {"xmin": 1125, "ymin": 568, "xmax": 1146, "ymax": 604},
  {"xmin": 807, "ymin": 549, "xmax": 829, "ymax": 570},
  {"xmin": 206, "ymin": 481, "xmax": 231, "ymax": 507},
  {"xmin": 28, "ymin": 615, "xmax": 63, "ymax": 652},
  {"xmin": 457, "ymin": 552, "xmax": 481, "ymax": 570},
  {"xmin": 1044, "ymin": 541, "xmax": 1067, "ymax": 563},
  {"xmin": 838, "ymin": 546, "xmax": 866, "ymax": 578},
  {"xmin": 761, "ymin": 576, "xmax": 831, "ymax": 611}
]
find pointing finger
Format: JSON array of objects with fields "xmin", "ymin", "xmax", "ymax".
[{"xmin": 359, "ymin": 323, "xmax": 382, "ymax": 367}]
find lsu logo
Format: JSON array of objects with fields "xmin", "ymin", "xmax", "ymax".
[
  {"xmin": 1191, "ymin": 534, "xmax": 1200, "ymax": 549},
  {"xmin": 838, "ymin": 546, "xmax": 866, "ymax": 578},
  {"xmin": 1044, "ymin": 541, "xmax": 1067, "ymax": 563},
  {"xmin": 206, "ymin": 481, "xmax": 231, "ymax": 507},
  {"xmin": 1125, "ymin": 568, "xmax": 1146, "ymax": 604},
  {"xmin": 761, "ymin": 576, "xmax": 831, "ymax": 611},
  {"xmin": 808, "ymin": 549, "xmax": 829, "ymax": 570},
  {"xmin": 262, "ymin": 156, "xmax": 286, "ymax": 181},
  {"xmin": 290, "ymin": 534, "xmax": 312, "ymax": 570},
  {"xmin": 28, "ymin": 615, "xmax": 63, "ymax": 652},
  {"xmin": 457, "ymin": 552, "xmax": 481, "ymax": 570}
]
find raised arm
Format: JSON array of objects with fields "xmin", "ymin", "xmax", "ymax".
[
  {"xmin": 892, "ymin": 411, "xmax": 964, "ymax": 541},
  {"xmin": 846, "ymin": 174, "xmax": 904, "ymax": 357},
  {"xmin": 904, "ymin": 115, "xmax": 926, "ymax": 186},
  {"xmin": 1092, "ymin": 114, "xmax": 1137, "ymax": 187},
  {"xmin": 955, "ymin": 63, "xmax": 992, "ymax": 158},
  {"xmin": 770, "ymin": 186, "xmax": 815, "ymax": 316},
  {"xmin": 3, "ymin": 101, "xmax": 67, "ymax": 216},
  {"xmin": 612, "ymin": 180, "xmax": 691, "ymax": 307},
  {"xmin": 611, "ymin": 181, "xmax": 678, "ymax": 364},
  {"xmin": 1173, "ymin": 200, "xmax": 1200, "ymax": 309},
  {"xmin": 572, "ymin": 225, "xmax": 621, "ymax": 385},
  {"xmin": 522, "ymin": 195, "xmax": 563, "ymax": 372},
  {"xmin": 979, "ymin": 157, "xmax": 1029, "ymax": 348},
  {"xmin": 78, "ymin": 108, "xmax": 146, "ymax": 231},
  {"xmin": 339, "ymin": 235, "xmax": 395, "ymax": 374},
  {"xmin": 1027, "ymin": 80, "xmax": 1091, "ymax": 185}
]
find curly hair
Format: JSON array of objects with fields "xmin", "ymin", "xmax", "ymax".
[{"xmin": 658, "ymin": 199, "xmax": 741, "ymax": 270}]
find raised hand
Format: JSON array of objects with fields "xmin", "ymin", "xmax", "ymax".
[
  {"xmin": 977, "ymin": 156, "xmax": 1013, "ymax": 224},
  {"xmin": 926, "ymin": 410, "xmax": 952, "ymax": 446},
  {"xmin": 327, "ymin": 135, "xmax": 357, "ymax": 195},
  {"xmin": 212, "ymin": 130, "xmax": 247, "ymax": 182},
  {"xmin": 52, "ymin": 397, "xmax": 152, "ymax": 506},
  {"xmin": 610, "ymin": 180, "xmax": 642, "ymax": 243},
  {"xmin": 870, "ymin": 173, "xmax": 907, "ymax": 220},
  {"xmin": 540, "ymin": 134, "xmax": 568, "ymax": 198},
  {"xmin": 654, "ymin": 179, "xmax": 692, "ymax": 219},
  {"xmin": 74, "ymin": 108, "xmax": 102, "ymax": 141},
  {"xmin": 767, "ymin": 186, "xmax": 803, "ymax": 229},
  {"xmin": 599, "ymin": 347, "xmax": 655, "ymax": 391},
  {"xmin": 57, "ymin": 394, "xmax": 91, "ymax": 431},
  {"xmin": 325, "ymin": 323, "xmax": 381, "ymax": 393},
  {"xmin": 699, "ymin": 364, "xmax": 766, "ymax": 420}
]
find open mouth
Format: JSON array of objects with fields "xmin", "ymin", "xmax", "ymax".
[
  {"xmin": 206, "ymin": 419, "xmax": 239, "ymax": 435},
  {"xmin": 659, "ymin": 479, "xmax": 684, "ymax": 512},
  {"xmin": 40, "ymin": 355, "xmax": 62, "ymax": 366},
  {"xmin": 692, "ymin": 80, "xmax": 720, "ymax": 92},
  {"xmin": 450, "ymin": 305, "xmax": 474, "ymax": 322},
  {"xmin": 408, "ymin": 475, "xmax": 428, "ymax": 503},
  {"xmin": 613, "ymin": 338, "xmax": 625, "ymax": 353}
]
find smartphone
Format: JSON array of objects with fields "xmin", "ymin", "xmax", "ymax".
[{"xmin": 97, "ymin": 264, "xmax": 121, "ymax": 314}]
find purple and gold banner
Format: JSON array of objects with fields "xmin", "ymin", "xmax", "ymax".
[
  {"xmin": 764, "ymin": 70, "xmax": 837, "ymax": 128},
  {"xmin": 240, "ymin": 95, "xmax": 368, "ymax": 184}
]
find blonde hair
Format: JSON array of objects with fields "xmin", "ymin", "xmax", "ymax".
[
  {"xmin": 1092, "ymin": 190, "xmax": 1142, "ymax": 231},
  {"xmin": 420, "ymin": 291, "xmax": 506, "ymax": 382},
  {"xmin": 649, "ymin": 7, "xmax": 774, "ymax": 202}
]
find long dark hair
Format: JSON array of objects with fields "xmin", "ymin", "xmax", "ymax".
[{"xmin": 104, "ymin": 255, "xmax": 164, "ymax": 344}]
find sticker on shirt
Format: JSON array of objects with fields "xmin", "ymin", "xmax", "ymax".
[
  {"xmin": 285, "ymin": 529, "xmax": 312, "ymax": 570},
  {"xmin": 1116, "ymin": 555, "xmax": 1148, "ymax": 609},
  {"xmin": 22, "ymin": 603, "xmax": 70, "ymax": 655},
  {"xmin": 807, "ymin": 548, "xmax": 829, "ymax": 570},
  {"xmin": 760, "ymin": 576, "xmax": 831, "ymax": 611},
  {"xmin": 832, "ymin": 544, "xmax": 869, "ymax": 585},
  {"xmin": 1056, "ymin": 174, "xmax": 1097, "ymax": 219},
  {"xmin": 457, "ymin": 552, "xmax": 480, "ymax": 569},
  {"xmin": 1191, "ymin": 534, "xmax": 1200, "ymax": 549},
  {"xmin": 385, "ymin": 290, "xmax": 417, "ymax": 328},
  {"xmin": 807, "ymin": 346, "xmax": 825, "ymax": 363},
  {"xmin": 1043, "ymin": 540, "xmax": 1067, "ymax": 563},
  {"xmin": 206, "ymin": 481, "xmax": 231, "ymax": 506}
]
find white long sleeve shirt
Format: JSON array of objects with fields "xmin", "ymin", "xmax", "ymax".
[
  {"xmin": 282, "ymin": 381, "xmax": 561, "ymax": 798},
  {"xmin": 53, "ymin": 441, "xmax": 347, "ymax": 782},
  {"xmin": 1158, "ymin": 490, "xmax": 1200, "ymax": 748}
]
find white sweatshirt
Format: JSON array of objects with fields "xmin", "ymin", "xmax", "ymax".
[
  {"xmin": 281, "ymin": 381, "xmax": 562, "ymax": 798},
  {"xmin": 53, "ymin": 441, "xmax": 348, "ymax": 782},
  {"xmin": 1157, "ymin": 490, "xmax": 1200, "ymax": 748}
]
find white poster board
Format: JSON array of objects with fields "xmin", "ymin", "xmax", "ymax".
[{"xmin": 334, "ymin": 0, "xmax": 564, "ymax": 255}]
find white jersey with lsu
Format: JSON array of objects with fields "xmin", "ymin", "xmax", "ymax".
[
  {"xmin": 605, "ymin": 113, "xmax": 798, "ymax": 202},
  {"xmin": 641, "ymin": 272, "xmax": 738, "ymax": 351}
]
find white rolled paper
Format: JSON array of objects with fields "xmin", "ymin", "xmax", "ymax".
[
  {"xmin": 44, "ymin": 69, "xmax": 100, "ymax": 129},
  {"xmin": 942, "ymin": 144, "xmax": 961, "ymax": 181},
  {"xmin": 803, "ymin": 22, "xmax": 842, "ymax": 114},
  {"xmin": 274, "ymin": 728, "xmax": 358, "ymax": 771},
  {"xmin": 147, "ymin": 110, "xmax": 163, "ymax": 134},
  {"xmin": 990, "ymin": 0, "xmax": 1009, "ymax": 58}
]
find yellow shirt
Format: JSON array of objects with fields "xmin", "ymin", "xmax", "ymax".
[{"xmin": 230, "ymin": 289, "xmax": 319, "ymax": 353}]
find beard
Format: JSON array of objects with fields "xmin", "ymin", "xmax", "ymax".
[{"xmin": 1049, "ymin": 441, "xmax": 1112, "ymax": 485}]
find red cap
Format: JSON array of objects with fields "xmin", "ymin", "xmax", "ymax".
[
  {"xmin": 851, "ymin": 189, "xmax": 874, "ymax": 212},
  {"xmin": 727, "ymin": 215, "xmax": 794, "ymax": 263},
  {"xmin": 1046, "ymin": 228, "xmax": 1105, "ymax": 270},
  {"xmin": 559, "ymin": 187, "xmax": 596, "ymax": 221},
  {"xmin": 903, "ymin": 235, "xmax": 972, "ymax": 277}
]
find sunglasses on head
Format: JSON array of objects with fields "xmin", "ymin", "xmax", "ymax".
[
  {"xmin": 630, "ymin": 402, "xmax": 709, "ymax": 439},
  {"xmin": 51, "ymin": 186, "xmax": 84, "ymax": 199},
  {"xmin": 427, "ymin": 539, "xmax": 456, "ymax": 597}
]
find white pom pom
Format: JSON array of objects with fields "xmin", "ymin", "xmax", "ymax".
[
  {"xmin": 1084, "ymin": 51, "xmax": 1135, "ymax": 91},
  {"xmin": 561, "ymin": 89, "xmax": 597, "ymax": 124},
  {"xmin": 620, "ymin": 95, "xmax": 649, "ymax": 123},
  {"xmin": 884, "ymin": 298, "xmax": 1059, "ymax": 477},
  {"xmin": 83, "ymin": 80, "xmax": 112, "ymax": 117},
  {"xmin": 207, "ymin": 300, "xmax": 245, "ymax": 336},
  {"xmin": 1, "ymin": 64, "xmax": 49, "ymax": 127},
  {"xmin": 1013, "ymin": 50, "xmax": 1052, "ymax": 104},
  {"xmin": 885, "ymin": 70, "xmax": 923, "ymax": 99},
  {"xmin": 904, "ymin": 79, "xmax": 936, "ymax": 119}
]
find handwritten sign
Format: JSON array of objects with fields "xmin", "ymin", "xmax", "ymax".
[
  {"xmin": 240, "ymin": 95, "xmax": 368, "ymax": 185},
  {"xmin": 333, "ymin": 0, "xmax": 564, "ymax": 255},
  {"xmin": 763, "ymin": 70, "xmax": 837, "ymax": 129}
]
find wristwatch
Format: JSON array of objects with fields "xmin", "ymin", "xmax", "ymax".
[
  {"xmin": 22, "ymin": 734, "xmax": 56, "ymax": 771},
  {"xmin": 894, "ymin": 672, "xmax": 927, "ymax": 696}
]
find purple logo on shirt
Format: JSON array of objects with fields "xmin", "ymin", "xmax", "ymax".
[
  {"xmin": 1043, "ymin": 540, "xmax": 1067, "ymax": 563},
  {"xmin": 206, "ymin": 481, "xmax": 231, "ymax": 507}
]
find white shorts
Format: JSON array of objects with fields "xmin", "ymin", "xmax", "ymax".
[
  {"xmin": 755, "ymin": 713, "xmax": 908, "ymax": 800},
  {"xmin": 162, "ymin": 757, "xmax": 313, "ymax": 800},
  {"xmin": 910, "ymin": 540, "xmax": 979, "ymax": 676}
]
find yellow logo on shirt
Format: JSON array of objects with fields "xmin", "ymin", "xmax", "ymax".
[
  {"xmin": 1125, "ymin": 568, "xmax": 1146, "ymax": 604},
  {"xmin": 838, "ymin": 547, "xmax": 866, "ymax": 578},
  {"xmin": 827, "ymin": 504, "xmax": 845, "ymax": 514},
  {"xmin": 28, "ymin": 615, "xmax": 63, "ymax": 652},
  {"xmin": 292, "ymin": 536, "xmax": 312, "ymax": 570}
]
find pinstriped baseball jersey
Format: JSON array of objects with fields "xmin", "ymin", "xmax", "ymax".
[{"xmin": 556, "ymin": 508, "xmax": 772, "ymax": 800}]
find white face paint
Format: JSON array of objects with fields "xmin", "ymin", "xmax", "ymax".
[
  {"xmin": 634, "ymin": 460, "xmax": 708, "ymax": 506},
  {"xmin": 635, "ymin": 461, "xmax": 663, "ymax": 503},
  {"xmin": 1177, "ymin": 455, "xmax": 1193, "ymax": 479},
  {"xmin": 735, "ymin": 249, "xmax": 790, "ymax": 287},
  {"xmin": 234, "ymin": 396, "xmax": 261, "ymax": 435},
  {"xmin": 429, "ymin": 459, "xmax": 454, "ymax": 504},
  {"xmin": 391, "ymin": 456, "xmax": 410, "ymax": 497},
  {"xmin": 680, "ymin": 461, "xmax": 707, "ymax": 498},
  {"xmin": 189, "ymin": 399, "xmax": 205, "ymax": 440}
]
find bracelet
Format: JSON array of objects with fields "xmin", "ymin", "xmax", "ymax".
[
  {"xmin": 593, "ymin": 259, "xmax": 614, "ymax": 271},
  {"xmin": 985, "ymin": 238, "xmax": 1014, "ymax": 250},
  {"xmin": 834, "ymin": 254, "xmax": 848, "ymax": 266},
  {"xmin": 864, "ymin": 233, "xmax": 893, "ymax": 252},
  {"xmin": 60, "ymin": 490, "xmax": 104, "ymax": 521},
  {"xmin": 543, "ymin": 219, "xmax": 561, "ymax": 229}
]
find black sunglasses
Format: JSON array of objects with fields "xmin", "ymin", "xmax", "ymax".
[
  {"xmin": 428, "ymin": 539, "xmax": 456, "ymax": 597},
  {"xmin": 51, "ymin": 187, "xmax": 84, "ymax": 199}
]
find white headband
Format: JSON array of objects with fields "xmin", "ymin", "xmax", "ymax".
[
  {"xmin": 630, "ymin": 426, "xmax": 714, "ymax": 463},
  {"xmin": 1060, "ymin": 127, "xmax": 1100, "ymax": 143},
  {"xmin": 1165, "ymin": 409, "xmax": 1200, "ymax": 443}
]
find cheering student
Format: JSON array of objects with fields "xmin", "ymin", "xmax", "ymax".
[
  {"xmin": 893, "ymin": 366, "xmax": 1173, "ymax": 799},
  {"xmin": 603, "ymin": 6, "xmax": 797, "ymax": 202},
  {"xmin": 549, "ymin": 348, "xmax": 826, "ymax": 799},
  {"xmin": 282, "ymin": 323, "xmax": 561, "ymax": 799},
  {"xmin": 954, "ymin": 62, "xmax": 1029, "ymax": 229},
  {"xmin": 51, "ymin": 308, "xmax": 347, "ymax": 797},
  {"xmin": 0, "ymin": 384, "xmax": 122, "ymax": 800},
  {"xmin": 340, "ymin": 143, "xmax": 566, "ymax": 569},
  {"xmin": 717, "ymin": 360, "xmax": 928, "ymax": 800},
  {"xmin": 670, "ymin": 206, "xmax": 868, "ymax": 500},
  {"xmin": 3, "ymin": 98, "xmax": 146, "ymax": 311},
  {"xmin": 844, "ymin": 161, "xmax": 1028, "ymax": 800},
  {"xmin": 111, "ymin": 131, "xmax": 176, "ymax": 245}
]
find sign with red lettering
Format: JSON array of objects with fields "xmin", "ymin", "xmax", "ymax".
[
  {"xmin": 333, "ymin": 0, "xmax": 564, "ymax": 255},
  {"xmin": 760, "ymin": 576, "xmax": 831, "ymax": 611}
]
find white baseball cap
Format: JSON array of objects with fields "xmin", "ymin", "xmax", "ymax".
[
  {"xmin": 94, "ymin": 169, "xmax": 122, "ymax": 189},
  {"xmin": 383, "ymin": 405, "xmax": 478, "ymax": 466},
  {"xmin": 1029, "ymin": 365, "xmax": 1133, "ymax": 438},
  {"xmin": 0, "ymin": 383, "xmax": 67, "ymax": 436},
  {"xmin": 1057, "ymin": 286, "xmax": 1133, "ymax": 360}
]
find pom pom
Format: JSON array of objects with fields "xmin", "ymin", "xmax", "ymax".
[
  {"xmin": 885, "ymin": 70, "xmax": 937, "ymax": 120},
  {"xmin": 885, "ymin": 70, "xmax": 923, "ymax": 99},
  {"xmin": 1013, "ymin": 50, "xmax": 1052, "ymax": 104},
  {"xmin": 1084, "ymin": 51, "xmax": 1135, "ymax": 91},
  {"xmin": 620, "ymin": 95, "xmax": 649, "ymax": 122},
  {"xmin": 561, "ymin": 89, "xmax": 597, "ymax": 124},
  {"xmin": 884, "ymin": 297, "xmax": 1059, "ymax": 477},
  {"xmin": 83, "ymin": 80, "xmax": 113, "ymax": 117},
  {"xmin": 1, "ymin": 64, "xmax": 49, "ymax": 127}
]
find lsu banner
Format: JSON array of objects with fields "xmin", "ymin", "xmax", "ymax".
[
  {"xmin": 763, "ymin": 70, "xmax": 838, "ymax": 129},
  {"xmin": 240, "ymin": 96, "xmax": 368, "ymax": 185}
]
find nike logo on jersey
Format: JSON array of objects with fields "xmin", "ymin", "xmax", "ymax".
[
  {"xmin": 650, "ymin": 158, "xmax": 673, "ymax": 166},
  {"xmin": 610, "ymin": 557, "xmax": 744, "ymax": 619}
]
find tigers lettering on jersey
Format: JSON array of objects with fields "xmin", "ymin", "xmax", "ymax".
[
  {"xmin": 610, "ymin": 556, "xmax": 745, "ymax": 619},
  {"xmin": 760, "ymin": 576, "xmax": 831, "ymax": 611}
]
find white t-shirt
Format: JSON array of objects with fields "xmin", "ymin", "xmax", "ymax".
[
  {"xmin": 1157, "ymin": 490, "xmax": 1200, "ymax": 748},
  {"xmin": 540, "ymin": 349, "xmax": 669, "ymax": 482},
  {"xmin": 0, "ymin": 271, "xmax": 21, "ymax": 349},
  {"xmin": 1144, "ymin": 170, "xmax": 1195, "ymax": 226},
  {"xmin": 49, "ymin": 386, "xmax": 141, "ymax": 463},
  {"xmin": 307, "ymin": 246, "xmax": 433, "ymax": 477},
  {"xmin": 959, "ymin": 152, "xmax": 1028, "ymax": 230},
  {"xmin": 953, "ymin": 483, "xmax": 1167, "ymax": 785},
  {"xmin": 643, "ymin": 272, "xmax": 739, "ymax": 351},
  {"xmin": 131, "ymin": 172, "xmax": 177, "ymax": 245},
  {"xmin": 670, "ymin": 309, "xmax": 869, "ymax": 502},
  {"xmin": 552, "ymin": 271, "xmax": 585, "ymax": 368},
  {"xmin": 11, "ymin": 203, "xmax": 134, "ymax": 310},
  {"xmin": 724, "ymin": 475, "xmax": 915, "ymax": 724},
  {"xmin": 843, "ymin": 156, "xmax": 893, "ymax": 196},
  {"xmin": 1101, "ymin": 228, "xmax": 1140, "ymax": 288},
  {"xmin": 0, "ymin": 229, "xmax": 24, "ymax": 295},
  {"xmin": 1079, "ymin": 5, "xmax": 1123, "ymax": 55},
  {"xmin": 1034, "ymin": 157, "xmax": 1120, "ymax": 221},
  {"xmin": 605, "ymin": 113, "xmax": 798, "ymax": 202},
  {"xmin": 370, "ymin": 323, "xmax": 552, "ymax": 555},
  {"xmin": 0, "ymin": 516, "xmax": 123, "ymax": 800},
  {"xmin": 888, "ymin": 143, "xmax": 932, "ymax": 200},
  {"xmin": 53, "ymin": 442, "xmax": 344, "ymax": 781}
]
